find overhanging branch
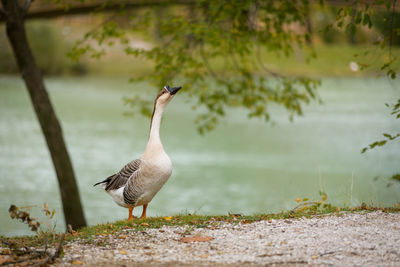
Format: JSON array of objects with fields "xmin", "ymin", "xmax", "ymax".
[
  {"xmin": 0, "ymin": 0, "xmax": 194, "ymax": 22},
  {"xmin": 1, "ymin": 0, "xmax": 398, "ymax": 23}
]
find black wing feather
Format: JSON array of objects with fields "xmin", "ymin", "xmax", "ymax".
[
  {"xmin": 94, "ymin": 159, "xmax": 142, "ymax": 191},
  {"xmin": 93, "ymin": 174, "xmax": 113, "ymax": 187}
]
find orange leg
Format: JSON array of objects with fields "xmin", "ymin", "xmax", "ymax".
[
  {"xmin": 128, "ymin": 207, "xmax": 134, "ymax": 220},
  {"xmin": 140, "ymin": 204, "xmax": 148, "ymax": 219}
]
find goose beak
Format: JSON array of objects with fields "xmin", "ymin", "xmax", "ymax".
[{"xmin": 164, "ymin": 85, "xmax": 182, "ymax": 95}]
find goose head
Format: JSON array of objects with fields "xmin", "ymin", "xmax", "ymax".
[
  {"xmin": 165, "ymin": 85, "xmax": 181, "ymax": 95},
  {"xmin": 154, "ymin": 85, "xmax": 182, "ymax": 108}
]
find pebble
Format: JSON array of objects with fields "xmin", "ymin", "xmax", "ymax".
[{"xmin": 56, "ymin": 211, "xmax": 400, "ymax": 266}]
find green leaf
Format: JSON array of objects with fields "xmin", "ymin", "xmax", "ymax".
[{"xmin": 383, "ymin": 133, "xmax": 392, "ymax": 138}]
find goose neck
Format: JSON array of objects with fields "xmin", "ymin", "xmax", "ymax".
[{"xmin": 145, "ymin": 103, "xmax": 165, "ymax": 154}]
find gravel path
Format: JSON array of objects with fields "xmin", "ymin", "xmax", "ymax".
[{"xmin": 57, "ymin": 211, "xmax": 400, "ymax": 266}]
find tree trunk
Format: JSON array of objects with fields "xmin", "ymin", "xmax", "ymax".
[{"xmin": 1, "ymin": 0, "xmax": 86, "ymax": 229}]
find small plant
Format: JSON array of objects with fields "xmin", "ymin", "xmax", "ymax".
[
  {"xmin": 8, "ymin": 203, "xmax": 58, "ymax": 235},
  {"xmin": 292, "ymin": 191, "xmax": 336, "ymax": 213},
  {"xmin": 2, "ymin": 204, "xmax": 64, "ymax": 266},
  {"xmin": 40, "ymin": 203, "xmax": 58, "ymax": 235},
  {"xmin": 8, "ymin": 204, "xmax": 41, "ymax": 232}
]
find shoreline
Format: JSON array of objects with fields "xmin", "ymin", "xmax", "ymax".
[{"xmin": 2, "ymin": 206, "xmax": 399, "ymax": 266}]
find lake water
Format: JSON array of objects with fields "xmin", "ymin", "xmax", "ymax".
[{"xmin": 0, "ymin": 76, "xmax": 399, "ymax": 236}]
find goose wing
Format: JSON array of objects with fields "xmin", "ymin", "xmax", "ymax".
[
  {"xmin": 123, "ymin": 168, "xmax": 143, "ymax": 206},
  {"xmin": 94, "ymin": 159, "xmax": 142, "ymax": 191}
]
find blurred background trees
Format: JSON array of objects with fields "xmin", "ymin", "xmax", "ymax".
[{"xmin": 1, "ymin": 0, "xmax": 398, "ymax": 131}]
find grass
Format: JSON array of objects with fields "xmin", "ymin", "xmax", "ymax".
[{"xmin": 2, "ymin": 202, "xmax": 400, "ymax": 249}]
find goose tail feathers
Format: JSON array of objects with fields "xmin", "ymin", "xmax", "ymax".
[{"xmin": 93, "ymin": 175, "xmax": 113, "ymax": 187}]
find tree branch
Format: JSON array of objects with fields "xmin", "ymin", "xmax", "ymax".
[
  {"xmin": 1, "ymin": 0, "xmax": 398, "ymax": 23},
  {"xmin": 256, "ymin": 44, "xmax": 281, "ymax": 78},
  {"xmin": 0, "ymin": 0, "xmax": 194, "ymax": 22}
]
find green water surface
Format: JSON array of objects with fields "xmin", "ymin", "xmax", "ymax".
[{"xmin": 0, "ymin": 76, "xmax": 399, "ymax": 236}]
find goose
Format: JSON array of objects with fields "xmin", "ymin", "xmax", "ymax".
[{"xmin": 94, "ymin": 85, "xmax": 182, "ymax": 220}]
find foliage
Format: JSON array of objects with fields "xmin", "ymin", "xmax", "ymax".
[
  {"xmin": 361, "ymin": 99, "xmax": 400, "ymax": 153},
  {"xmin": 373, "ymin": 9, "xmax": 400, "ymax": 46},
  {"xmin": 325, "ymin": 0, "xmax": 399, "ymax": 157},
  {"xmin": 68, "ymin": 0, "xmax": 399, "ymax": 133},
  {"xmin": 374, "ymin": 173, "xmax": 400, "ymax": 187},
  {"xmin": 69, "ymin": 0, "xmax": 322, "ymax": 133},
  {"xmin": 392, "ymin": 173, "xmax": 400, "ymax": 182},
  {"xmin": 330, "ymin": 0, "xmax": 399, "ymax": 79}
]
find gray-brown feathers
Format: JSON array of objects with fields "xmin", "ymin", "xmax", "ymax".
[
  {"xmin": 123, "ymin": 170, "xmax": 144, "ymax": 205},
  {"xmin": 100, "ymin": 159, "xmax": 142, "ymax": 191}
]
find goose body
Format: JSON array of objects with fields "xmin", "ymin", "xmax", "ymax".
[{"xmin": 94, "ymin": 85, "xmax": 181, "ymax": 219}]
